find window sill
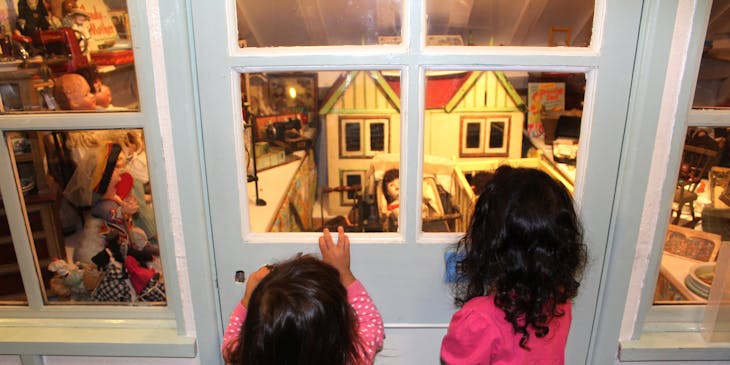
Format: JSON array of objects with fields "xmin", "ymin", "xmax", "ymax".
[
  {"xmin": 619, "ymin": 332, "xmax": 730, "ymax": 361},
  {"xmin": 0, "ymin": 318, "xmax": 196, "ymax": 357}
]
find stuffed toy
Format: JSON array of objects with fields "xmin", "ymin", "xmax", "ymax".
[{"xmin": 47, "ymin": 258, "xmax": 92, "ymax": 301}]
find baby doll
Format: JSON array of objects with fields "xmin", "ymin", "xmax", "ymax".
[
  {"xmin": 53, "ymin": 73, "xmax": 96, "ymax": 110},
  {"xmin": 54, "ymin": 73, "xmax": 113, "ymax": 110},
  {"xmin": 382, "ymin": 168, "xmax": 400, "ymax": 217}
]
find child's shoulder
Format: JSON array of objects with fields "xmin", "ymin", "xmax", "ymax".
[{"xmin": 460, "ymin": 295, "xmax": 501, "ymax": 317}]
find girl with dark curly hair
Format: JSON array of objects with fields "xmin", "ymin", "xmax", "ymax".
[
  {"xmin": 222, "ymin": 227, "xmax": 384, "ymax": 364},
  {"xmin": 441, "ymin": 166, "xmax": 587, "ymax": 364}
]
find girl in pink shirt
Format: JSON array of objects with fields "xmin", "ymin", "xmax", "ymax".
[
  {"xmin": 222, "ymin": 227, "xmax": 384, "ymax": 364},
  {"xmin": 441, "ymin": 166, "xmax": 587, "ymax": 365}
]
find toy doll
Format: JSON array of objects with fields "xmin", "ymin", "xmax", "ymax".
[
  {"xmin": 54, "ymin": 73, "xmax": 114, "ymax": 110},
  {"xmin": 47, "ymin": 258, "xmax": 96, "ymax": 301},
  {"xmin": 53, "ymin": 73, "xmax": 96, "ymax": 110},
  {"xmin": 15, "ymin": 0, "xmax": 51, "ymax": 38},
  {"xmin": 382, "ymin": 168, "xmax": 400, "ymax": 217},
  {"xmin": 63, "ymin": 8, "xmax": 95, "ymax": 57}
]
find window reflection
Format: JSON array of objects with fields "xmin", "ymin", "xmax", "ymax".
[
  {"xmin": 655, "ymin": 126, "xmax": 730, "ymax": 304},
  {"xmin": 0, "ymin": 1, "xmax": 138, "ymax": 113},
  {"xmin": 4, "ymin": 129, "xmax": 163, "ymax": 305},
  {"xmin": 236, "ymin": 0, "xmax": 402, "ymax": 47},
  {"xmin": 423, "ymin": 70, "xmax": 584, "ymax": 232},
  {"xmin": 426, "ymin": 0, "xmax": 594, "ymax": 47},
  {"xmin": 693, "ymin": 0, "xmax": 730, "ymax": 108},
  {"xmin": 243, "ymin": 71, "xmax": 401, "ymax": 233}
]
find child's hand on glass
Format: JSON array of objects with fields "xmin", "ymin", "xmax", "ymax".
[
  {"xmin": 240, "ymin": 265, "xmax": 271, "ymax": 308},
  {"xmin": 319, "ymin": 226, "xmax": 356, "ymax": 287}
]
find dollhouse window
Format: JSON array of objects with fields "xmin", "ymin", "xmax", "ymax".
[
  {"xmin": 344, "ymin": 122, "xmax": 362, "ymax": 153},
  {"xmin": 340, "ymin": 170, "xmax": 366, "ymax": 206},
  {"xmin": 459, "ymin": 116, "xmax": 510, "ymax": 157},
  {"xmin": 340, "ymin": 118, "xmax": 390, "ymax": 157},
  {"xmin": 489, "ymin": 121, "xmax": 506, "ymax": 149}
]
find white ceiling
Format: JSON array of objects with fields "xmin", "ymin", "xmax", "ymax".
[{"xmin": 236, "ymin": 0, "xmax": 595, "ymax": 47}]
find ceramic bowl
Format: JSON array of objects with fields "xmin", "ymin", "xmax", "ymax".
[{"xmin": 685, "ymin": 262, "xmax": 716, "ymax": 299}]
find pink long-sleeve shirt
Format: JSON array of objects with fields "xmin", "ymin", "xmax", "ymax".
[
  {"xmin": 222, "ymin": 280, "xmax": 384, "ymax": 364},
  {"xmin": 441, "ymin": 296, "xmax": 571, "ymax": 365}
]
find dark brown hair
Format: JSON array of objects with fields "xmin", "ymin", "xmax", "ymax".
[{"xmin": 227, "ymin": 255, "xmax": 362, "ymax": 364}]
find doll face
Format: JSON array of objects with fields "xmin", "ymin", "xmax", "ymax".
[
  {"xmin": 94, "ymin": 82, "xmax": 112, "ymax": 108},
  {"xmin": 61, "ymin": 74, "xmax": 96, "ymax": 110},
  {"xmin": 27, "ymin": 0, "xmax": 39, "ymax": 10},
  {"xmin": 385, "ymin": 178, "xmax": 400, "ymax": 201},
  {"xmin": 62, "ymin": 0, "xmax": 76, "ymax": 14},
  {"xmin": 73, "ymin": 13, "xmax": 86, "ymax": 25}
]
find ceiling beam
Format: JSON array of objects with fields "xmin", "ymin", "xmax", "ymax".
[
  {"xmin": 507, "ymin": 0, "xmax": 550, "ymax": 46},
  {"xmin": 447, "ymin": 0, "xmax": 474, "ymax": 32},
  {"xmin": 376, "ymin": 0, "xmax": 399, "ymax": 38},
  {"xmin": 296, "ymin": 0, "xmax": 328, "ymax": 45},
  {"xmin": 709, "ymin": 1, "xmax": 730, "ymax": 27}
]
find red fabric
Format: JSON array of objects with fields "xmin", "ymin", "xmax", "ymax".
[
  {"xmin": 115, "ymin": 172, "xmax": 133, "ymax": 199},
  {"xmin": 124, "ymin": 255, "xmax": 155, "ymax": 294},
  {"xmin": 441, "ymin": 296, "xmax": 571, "ymax": 365}
]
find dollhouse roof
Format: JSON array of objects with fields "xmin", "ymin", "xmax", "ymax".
[{"xmin": 319, "ymin": 70, "xmax": 525, "ymax": 115}]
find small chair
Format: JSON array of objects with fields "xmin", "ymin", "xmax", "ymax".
[{"xmin": 672, "ymin": 145, "xmax": 718, "ymax": 225}]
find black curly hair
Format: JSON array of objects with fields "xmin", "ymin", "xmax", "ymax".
[{"xmin": 451, "ymin": 165, "xmax": 587, "ymax": 350}]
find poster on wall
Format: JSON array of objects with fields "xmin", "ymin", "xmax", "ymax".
[
  {"xmin": 76, "ymin": 0, "xmax": 119, "ymax": 50},
  {"xmin": 527, "ymin": 82, "xmax": 566, "ymax": 138}
]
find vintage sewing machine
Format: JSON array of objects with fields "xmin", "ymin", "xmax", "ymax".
[
  {"xmin": 263, "ymin": 118, "xmax": 312, "ymax": 152},
  {"xmin": 32, "ymin": 28, "xmax": 89, "ymax": 74}
]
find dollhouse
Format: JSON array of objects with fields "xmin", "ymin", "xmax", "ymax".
[{"xmin": 318, "ymin": 70, "xmax": 527, "ymax": 216}]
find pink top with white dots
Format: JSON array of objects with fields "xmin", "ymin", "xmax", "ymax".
[{"xmin": 222, "ymin": 280, "xmax": 385, "ymax": 364}]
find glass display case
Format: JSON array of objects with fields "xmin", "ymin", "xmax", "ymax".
[
  {"xmin": 2, "ymin": 128, "xmax": 164, "ymax": 305},
  {"xmin": 0, "ymin": 0, "xmax": 138, "ymax": 113}
]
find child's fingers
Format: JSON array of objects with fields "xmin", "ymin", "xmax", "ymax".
[
  {"xmin": 321, "ymin": 228, "xmax": 333, "ymax": 250},
  {"xmin": 318, "ymin": 234, "xmax": 328, "ymax": 254},
  {"xmin": 337, "ymin": 226, "xmax": 350, "ymax": 252}
]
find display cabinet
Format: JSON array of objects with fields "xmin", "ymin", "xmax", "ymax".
[{"xmin": 0, "ymin": 131, "xmax": 64, "ymax": 301}]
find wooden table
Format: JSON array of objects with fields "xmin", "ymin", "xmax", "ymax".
[{"xmin": 658, "ymin": 252, "xmax": 707, "ymax": 303}]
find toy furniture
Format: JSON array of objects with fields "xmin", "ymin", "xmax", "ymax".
[{"xmin": 672, "ymin": 145, "xmax": 718, "ymax": 225}]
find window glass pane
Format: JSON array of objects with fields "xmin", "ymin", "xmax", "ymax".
[
  {"xmin": 466, "ymin": 122, "xmax": 481, "ymax": 148},
  {"xmin": 0, "ymin": 0, "xmax": 139, "ymax": 113},
  {"xmin": 236, "ymin": 0, "xmax": 402, "ymax": 47},
  {"xmin": 489, "ymin": 121, "xmax": 505, "ymax": 148},
  {"xmin": 369, "ymin": 122, "xmax": 385, "ymax": 151},
  {"xmin": 654, "ymin": 126, "xmax": 730, "ymax": 305},
  {"xmin": 242, "ymin": 70, "xmax": 401, "ymax": 232},
  {"xmin": 5, "ymin": 129, "xmax": 164, "ymax": 305},
  {"xmin": 423, "ymin": 70, "xmax": 584, "ymax": 232},
  {"xmin": 345, "ymin": 123, "xmax": 362, "ymax": 152},
  {"xmin": 692, "ymin": 1, "xmax": 730, "ymax": 108},
  {"xmin": 426, "ymin": 0, "xmax": 593, "ymax": 47},
  {"xmin": 0, "ymin": 216, "xmax": 28, "ymax": 304}
]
